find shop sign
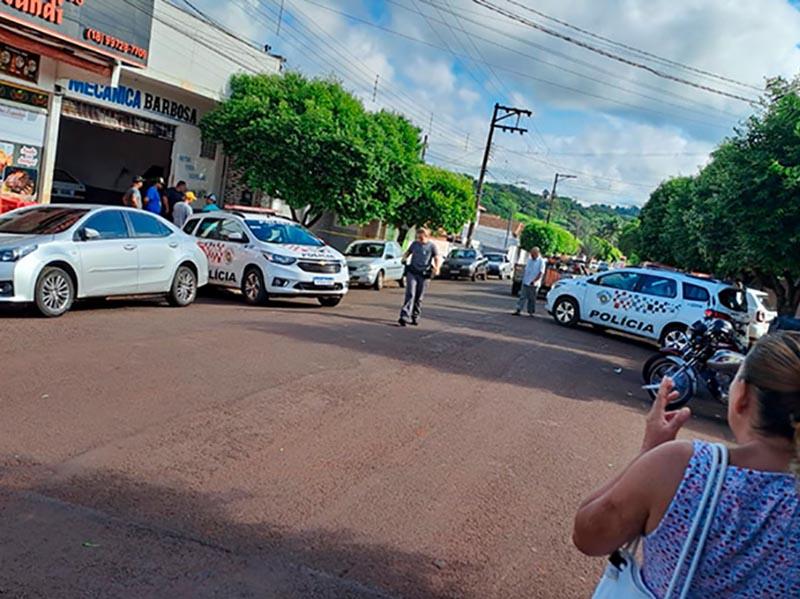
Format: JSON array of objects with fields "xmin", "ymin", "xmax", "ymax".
[
  {"xmin": 0, "ymin": 80, "xmax": 48, "ymax": 108},
  {"xmin": 67, "ymin": 79, "xmax": 199, "ymax": 125},
  {"xmin": 0, "ymin": 141, "xmax": 40, "ymax": 201},
  {"xmin": 0, "ymin": 0, "xmax": 154, "ymax": 67},
  {"xmin": 0, "ymin": 43, "xmax": 40, "ymax": 83}
]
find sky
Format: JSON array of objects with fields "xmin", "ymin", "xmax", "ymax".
[{"xmin": 184, "ymin": 0, "xmax": 800, "ymax": 207}]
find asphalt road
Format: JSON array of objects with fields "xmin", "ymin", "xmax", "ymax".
[{"xmin": 0, "ymin": 279, "xmax": 728, "ymax": 599}]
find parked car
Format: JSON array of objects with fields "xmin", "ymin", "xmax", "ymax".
[
  {"xmin": 485, "ymin": 253, "xmax": 513, "ymax": 279},
  {"xmin": 51, "ymin": 169, "xmax": 86, "ymax": 201},
  {"xmin": 183, "ymin": 211, "xmax": 348, "ymax": 307},
  {"xmin": 746, "ymin": 288, "xmax": 778, "ymax": 345},
  {"xmin": 597, "ymin": 261, "xmax": 610, "ymax": 272},
  {"xmin": 545, "ymin": 266, "xmax": 750, "ymax": 347},
  {"xmin": 0, "ymin": 204, "xmax": 208, "ymax": 317},
  {"xmin": 345, "ymin": 240, "xmax": 405, "ymax": 290},
  {"xmin": 439, "ymin": 248, "xmax": 488, "ymax": 281}
]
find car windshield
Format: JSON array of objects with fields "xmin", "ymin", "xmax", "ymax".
[
  {"xmin": 450, "ymin": 249, "xmax": 476, "ymax": 259},
  {"xmin": 346, "ymin": 243, "xmax": 384, "ymax": 257},
  {"xmin": 245, "ymin": 219, "xmax": 323, "ymax": 246},
  {"xmin": 0, "ymin": 207, "xmax": 88, "ymax": 235},
  {"xmin": 486, "ymin": 254, "xmax": 504, "ymax": 262}
]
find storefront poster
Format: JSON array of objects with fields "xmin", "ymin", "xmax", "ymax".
[
  {"xmin": 0, "ymin": 81, "xmax": 48, "ymax": 109},
  {"xmin": 0, "ymin": 0, "xmax": 154, "ymax": 67},
  {"xmin": 0, "ymin": 140, "xmax": 40, "ymax": 169},
  {"xmin": 1, "ymin": 165, "xmax": 38, "ymax": 201},
  {"xmin": 0, "ymin": 43, "xmax": 40, "ymax": 83}
]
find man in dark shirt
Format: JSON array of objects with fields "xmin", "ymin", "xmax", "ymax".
[
  {"xmin": 164, "ymin": 180, "xmax": 187, "ymax": 221},
  {"xmin": 399, "ymin": 228, "xmax": 441, "ymax": 327}
]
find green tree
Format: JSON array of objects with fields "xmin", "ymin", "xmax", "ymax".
[
  {"xmin": 202, "ymin": 72, "xmax": 380, "ymax": 227},
  {"xmin": 519, "ymin": 219, "xmax": 580, "ymax": 255},
  {"xmin": 390, "ymin": 164, "xmax": 474, "ymax": 243},
  {"xmin": 617, "ymin": 219, "xmax": 641, "ymax": 259}
]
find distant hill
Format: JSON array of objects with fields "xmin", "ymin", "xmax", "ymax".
[{"xmin": 479, "ymin": 181, "xmax": 639, "ymax": 245}]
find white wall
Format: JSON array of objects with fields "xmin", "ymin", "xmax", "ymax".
[{"xmin": 143, "ymin": 0, "xmax": 282, "ymax": 102}]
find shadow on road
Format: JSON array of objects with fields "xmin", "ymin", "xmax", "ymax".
[{"xmin": 2, "ymin": 472, "xmax": 465, "ymax": 599}]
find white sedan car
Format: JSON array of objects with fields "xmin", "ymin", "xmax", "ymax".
[
  {"xmin": 0, "ymin": 204, "xmax": 208, "ymax": 317},
  {"xmin": 183, "ymin": 211, "xmax": 349, "ymax": 307}
]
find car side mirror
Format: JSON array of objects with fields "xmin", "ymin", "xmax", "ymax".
[{"xmin": 80, "ymin": 227, "xmax": 100, "ymax": 241}]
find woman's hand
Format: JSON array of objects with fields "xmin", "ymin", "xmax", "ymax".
[{"xmin": 642, "ymin": 377, "xmax": 692, "ymax": 452}]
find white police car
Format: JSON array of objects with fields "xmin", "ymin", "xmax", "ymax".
[
  {"xmin": 183, "ymin": 211, "xmax": 348, "ymax": 307},
  {"xmin": 545, "ymin": 266, "xmax": 749, "ymax": 347}
]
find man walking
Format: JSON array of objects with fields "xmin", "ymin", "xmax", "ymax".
[
  {"xmin": 513, "ymin": 247, "xmax": 546, "ymax": 316},
  {"xmin": 172, "ymin": 191, "xmax": 194, "ymax": 228},
  {"xmin": 122, "ymin": 176, "xmax": 144, "ymax": 209},
  {"xmin": 399, "ymin": 228, "xmax": 441, "ymax": 327},
  {"xmin": 143, "ymin": 178, "xmax": 166, "ymax": 216}
]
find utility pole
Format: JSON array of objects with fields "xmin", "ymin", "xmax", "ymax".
[
  {"xmin": 546, "ymin": 173, "xmax": 577, "ymax": 224},
  {"xmin": 420, "ymin": 134, "xmax": 429, "ymax": 162},
  {"xmin": 467, "ymin": 103, "xmax": 532, "ymax": 245},
  {"xmin": 503, "ymin": 202, "xmax": 516, "ymax": 249}
]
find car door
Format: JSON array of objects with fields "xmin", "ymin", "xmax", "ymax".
[
  {"xmin": 384, "ymin": 243, "xmax": 403, "ymax": 279},
  {"xmin": 583, "ymin": 271, "xmax": 641, "ymax": 329},
  {"xmin": 215, "ymin": 219, "xmax": 250, "ymax": 288},
  {"xmin": 635, "ymin": 274, "xmax": 680, "ymax": 339},
  {"xmin": 125, "ymin": 211, "xmax": 179, "ymax": 293},
  {"xmin": 74, "ymin": 209, "xmax": 139, "ymax": 297}
]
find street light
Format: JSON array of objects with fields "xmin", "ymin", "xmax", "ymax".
[{"xmin": 546, "ymin": 173, "xmax": 577, "ymax": 224}]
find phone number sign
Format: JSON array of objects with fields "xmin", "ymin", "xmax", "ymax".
[{"xmin": 0, "ymin": 0, "xmax": 154, "ymax": 67}]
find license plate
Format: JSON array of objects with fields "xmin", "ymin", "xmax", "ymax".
[{"xmin": 313, "ymin": 277, "xmax": 334, "ymax": 286}]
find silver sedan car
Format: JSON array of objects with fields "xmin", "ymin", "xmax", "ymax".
[
  {"xmin": 0, "ymin": 204, "xmax": 209, "ymax": 317},
  {"xmin": 345, "ymin": 240, "xmax": 406, "ymax": 290}
]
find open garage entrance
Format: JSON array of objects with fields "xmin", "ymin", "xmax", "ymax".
[{"xmin": 53, "ymin": 99, "xmax": 174, "ymax": 205}]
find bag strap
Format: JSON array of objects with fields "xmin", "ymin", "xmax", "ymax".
[
  {"xmin": 676, "ymin": 443, "xmax": 728, "ymax": 599},
  {"xmin": 662, "ymin": 443, "xmax": 728, "ymax": 599}
]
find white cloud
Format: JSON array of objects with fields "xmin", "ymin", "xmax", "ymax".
[{"xmin": 187, "ymin": 0, "xmax": 800, "ymax": 206}]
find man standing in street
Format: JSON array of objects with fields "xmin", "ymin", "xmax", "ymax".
[
  {"xmin": 172, "ymin": 191, "xmax": 195, "ymax": 228},
  {"xmin": 122, "ymin": 176, "xmax": 144, "ymax": 209},
  {"xmin": 143, "ymin": 178, "xmax": 166, "ymax": 216},
  {"xmin": 399, "ymin": 228, "xmax": 441, "ymax": 327},
  {"xmin": 513, "ymin": 247, "xmax": 546, "ymax": 316},
  {"xmin": 165, "ymin": 180, "xmax": 187, "ymax": 221}
]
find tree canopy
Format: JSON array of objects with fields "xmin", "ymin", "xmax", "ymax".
[
  {"xmin": 633, "ymin": 77, "xmax": 800, "ymax": 313},
  {"xmin": 519, "ymin": 219, "xmax": 580, "ymax": 255}
]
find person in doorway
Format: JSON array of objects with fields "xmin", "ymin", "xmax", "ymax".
[
  {"xmin": 172, "ymin": 191, "xmax": 194, "ymax": 228},
  {"xmin": 202, "ymin": 193, "xmax": 221, "ymax": 212},
  {"xmin": 143, "ymin": 178, "xmax": 166, "ymax": 215},
  {"xmin": 513, "ymin": 247, "xmax": 545, "ymax": 316},
  {"xmin": 122, "ymin": 176, "xmax": 144, "ymax": 209},
  {"xmin": 398, "ymin": 228, "xmax": 441, "ymax": 327},
  {"xmin": 165, "ymin": 180, "xmax": 187, "ymax": 220},
  {"xmin": 573, "ymin": 332, "xmax": 800, "ymax": 597}
]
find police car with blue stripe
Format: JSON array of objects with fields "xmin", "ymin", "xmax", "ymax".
[{"xmin": 545, "ymin": 266, "xmax": 749, "ymax": 347}]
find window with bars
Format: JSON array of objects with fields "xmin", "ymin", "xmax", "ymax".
[{"xmin": 200, "ymin": 138, "xmax": 217, "ymax": 160}]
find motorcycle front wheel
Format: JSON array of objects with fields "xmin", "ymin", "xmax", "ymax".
[{"xmin": 642, "ymin": 356, "xmax": 695, "ymax": 410}]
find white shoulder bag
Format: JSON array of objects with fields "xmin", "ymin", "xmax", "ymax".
[{"xmin": 590, "ymin": 443, "xmax": 728, "ymax": 599}]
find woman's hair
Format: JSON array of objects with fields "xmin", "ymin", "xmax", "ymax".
[{"xmin": 739, "ymin": 331, "xmax": 800, "ymax": 478}]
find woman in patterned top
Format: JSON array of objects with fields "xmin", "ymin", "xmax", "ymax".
[{"xmin": 573, "ymin": 332, "xmax": 800, "ymax": 598}]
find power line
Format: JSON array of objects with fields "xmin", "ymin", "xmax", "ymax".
[
  {"xmin": 502, "ymin": 0, "xmax": 761, "ymax": 92},
  {"xmin": 471, "ymin": 0, "xmax": 758, "ymax": 104}
]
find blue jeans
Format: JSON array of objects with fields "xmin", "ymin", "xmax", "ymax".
[
  {"xmin": 516, "ymin": 284, "xmax": 539, "ymax": 314},
  {"xmin": 400, "ymin": 272, "xmax": 430, "ymax": 323}
]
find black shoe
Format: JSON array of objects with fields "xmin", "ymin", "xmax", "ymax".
[
  {"xmin": 411, "ymin": 320, "xmax": 419, "ymax": 326},
  {"xmin": 398, "ymin": 319, "xmax": 407, "ymax": 327}
]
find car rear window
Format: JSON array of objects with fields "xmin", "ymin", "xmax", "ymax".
[
  {"xmin": 683, "ymin": 283, "xmax": 711, "ymax": 302},
  {"xmin": 718, "ymin": 287, "xmax": 748, "ymax": 312}
]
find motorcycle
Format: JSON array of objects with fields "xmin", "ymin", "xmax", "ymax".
[{"xmin": 642, "ymin": 318, "xmax": 747, "ymax": 410}]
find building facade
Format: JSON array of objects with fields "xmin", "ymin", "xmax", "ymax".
[{"xmin": 0, "ymin": 0, "xmax": 281, "ymax": 210}]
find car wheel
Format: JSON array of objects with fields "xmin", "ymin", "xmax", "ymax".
[
  {"xmin": 553, "ymin": 296, "xmax": 579, "ymax": 327},
  {"xmin": 660, "ymin": 324, "xmax": 689, "ymax": 349},
  {"xmin": 167, "ymin": 265, "xmax": 198, "ymax": 307},
  {"xmin": 34, "ymin": 266, "xmax": 75, "ymax": 317},
  {"xmin": 242, "ymin": 267, "xmax": 268, "ymax": 305},
  {"xmin": 373, "ymin": 270, "xmax": 385, "ymax": 291},
  {"xmin": 318, "ymin": 296, "xmax": 342, "ymax": 307}
]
